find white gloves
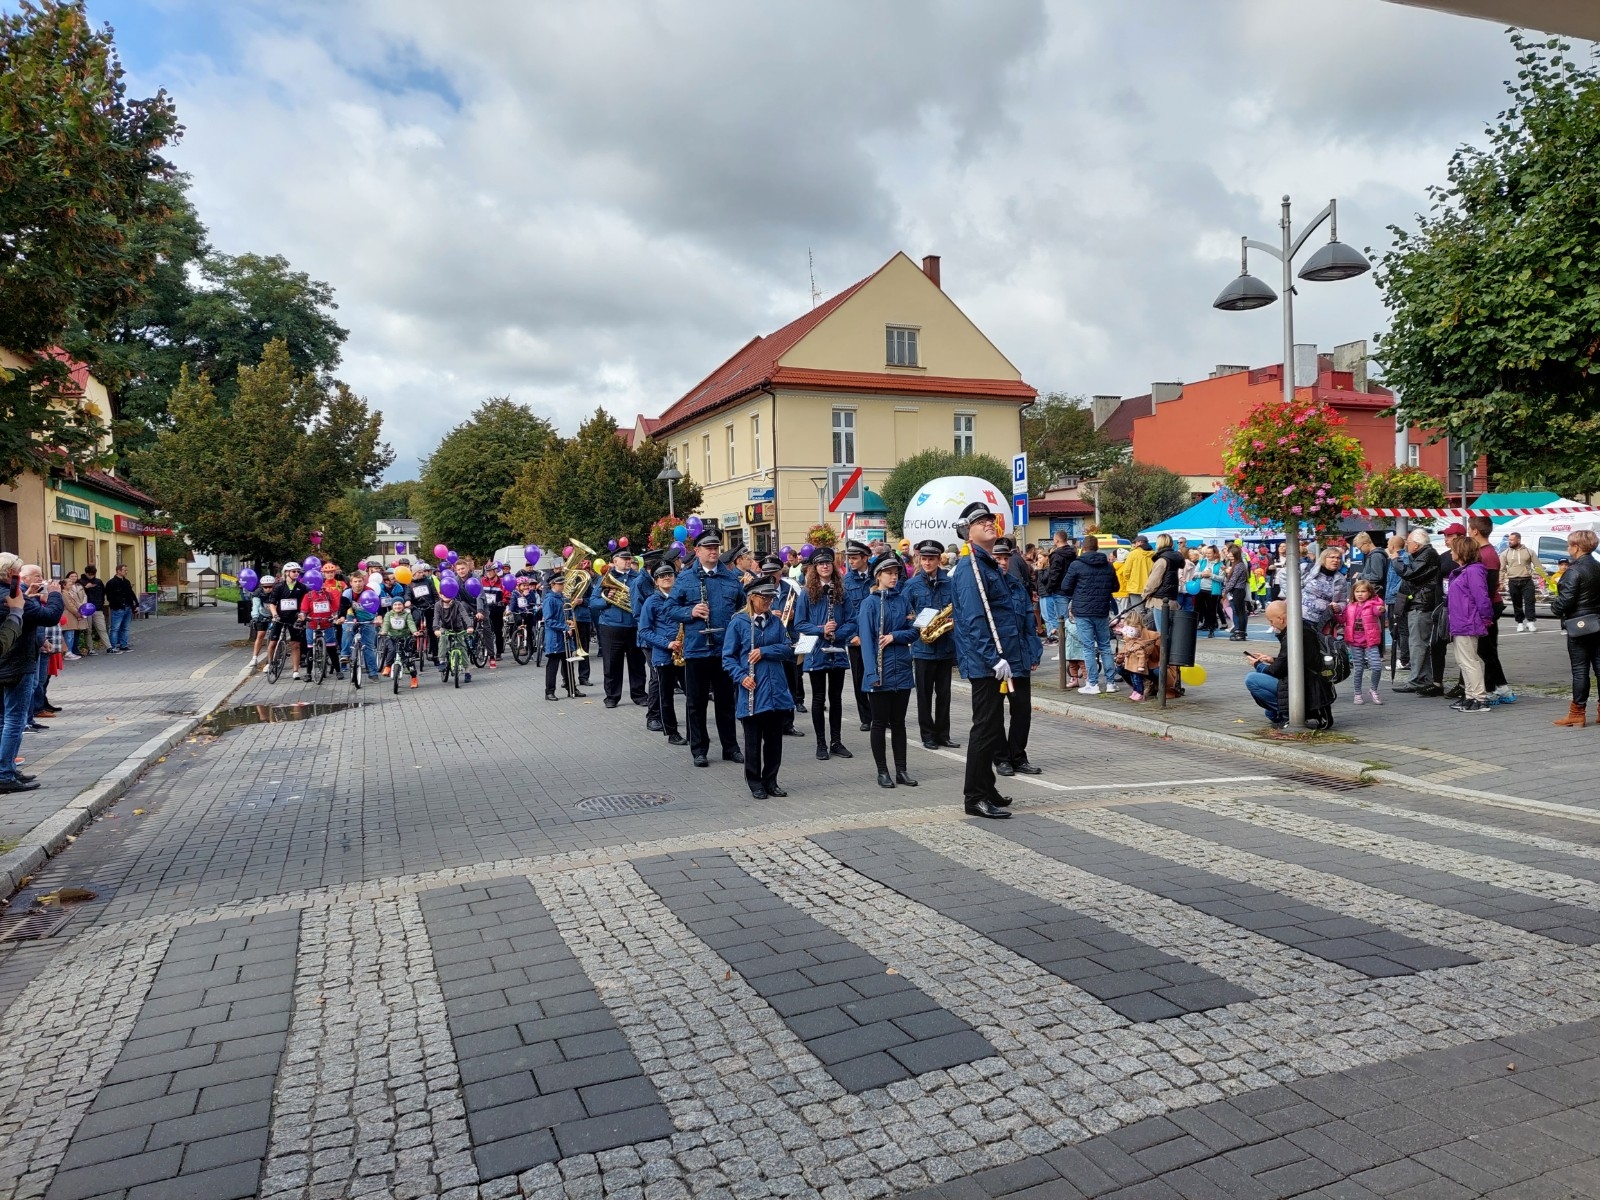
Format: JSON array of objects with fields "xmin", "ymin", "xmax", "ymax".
[{"xmin": 992, "ymin": 659, "xmax": 1013, "ymax": 683}]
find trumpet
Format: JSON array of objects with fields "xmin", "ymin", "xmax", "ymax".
[
  {"xmin": 673, "ymin": 624, "xmax": 686, "ymax": 668},
  {"xmin": 918, "ymin": 604, "xmax": 954, "ymax": 643}
]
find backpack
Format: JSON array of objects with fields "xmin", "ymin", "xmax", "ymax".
[{"xmin": 1315, "ymin": 629, "xmax": 1352, "ymax": 685}]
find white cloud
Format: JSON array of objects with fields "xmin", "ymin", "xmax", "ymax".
[{"xmin": 97, "ymin": 0, "xmax": 1527, "ymax": 474}]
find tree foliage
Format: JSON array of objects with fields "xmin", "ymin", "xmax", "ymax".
[
  {"xmin": 1095, "ymin": 462, "xmax": 1192, "ymax": 538},
  {"xmin": 1359, "ymin": 465, "xmax": 1447, "ymax": 510},
  {"xmin": 1374, "ymin": 33, "xmax": 1600, "ymax": 494},
  {"xmin": 133, "ymin": 340, "xmax": 392, "ymax": 568},
  {"xmin": 415, "ymin": 398, "xmax": 557, "ymax": 558},
  {"xmin": 1021, "ymin": 393, "xmax": 1127, "ymax": 497},
  {"xmin": 0, "ymin": 0, "xmax": 182, "ymax": 485},
  {"xmin": 313, "ymin": 480, "xmax": 419, "ymax": 570},
  {"xmin": 501, "ymin": 408, "xmax": 702, "ymax": 551},
  {"xmin": 881, "ymin": 449, "xmax": 1012, "ymax": 537}
]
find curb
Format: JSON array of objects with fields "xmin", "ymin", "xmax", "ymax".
[
  {"xmin": 0, "ymin": 665, "xmax": 253, "ymax": 900},
  {"xmin": 958, "ymin": 680, "xmax": 1600, "ymax": 826}
]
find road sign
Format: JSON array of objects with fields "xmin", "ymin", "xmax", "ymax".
[
  {"xmin": 827, "ymin": 466, "xmax": 864, "ymax": 514},
  {"xmin": 1012, "ymin": 452, "xmax": 1028, "ymax": 497},
  {"xmin": 747, "ymin": 486, "xmax": 774, "ymax": 503},
  {"xmin": 1013, "ymin": 494, "xmax": 1029, "ymax": 529}
]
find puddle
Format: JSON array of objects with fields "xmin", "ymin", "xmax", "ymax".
[{"xmin": 199, "ymin": 701, "xmax": 368, "ymax": 735}]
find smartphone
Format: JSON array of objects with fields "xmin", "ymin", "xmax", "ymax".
[{"xmin": 7, "ymin": 576, "xmax": 18, "ymax": 598}]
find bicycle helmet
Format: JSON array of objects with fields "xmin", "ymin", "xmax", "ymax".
[
  {"xmin": 261, "ymin": 575, "xmax": 276, "ymax": 588},
  {"xmin": 282, "ymin": 562, "xmax": 300, "ymax": 574}
]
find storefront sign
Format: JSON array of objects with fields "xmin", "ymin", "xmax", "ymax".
[
  {"xmin": 747, "ymin": 486, "xmax": 774, "ymax": 503},
  {"xmin": 744, "ymin": 503, "xmax": 772, "ymax": 524},
  {"xmin": 95, "ymin": 514, "xmax": 114, "ymax": 532},
  {"xmin": 114, "ymin": 515, "xmax": 173, "ymax": 536},
  {"xmin": 55, "ymin": 497, "xmax": 92, "ymax": 525}
]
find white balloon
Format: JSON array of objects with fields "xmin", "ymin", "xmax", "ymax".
[
  {"xmin": 368, "ymin": 572, "xmax": 383, "ymax": 592},
  {"xmin": 900, "ymin": 475, "xmax": 1012, "ymax": 549}
]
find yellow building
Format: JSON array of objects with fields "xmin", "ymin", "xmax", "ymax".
[
  {"xmin": 636, "ymin": 253, "xmax": 1035, "ymax": 553},
  {"xmin": 0, "ymin": 347, "xmax": 159, "ymax": 592}
]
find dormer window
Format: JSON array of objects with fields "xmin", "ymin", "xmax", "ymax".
[{"xmin": 886, "ymin": 325, "xmax": 919, "ymax": 367}]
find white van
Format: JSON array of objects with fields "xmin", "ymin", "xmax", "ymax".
[{"xmin": 1495, "ymin": 513, "xmax": 1600, "ymax": 572}]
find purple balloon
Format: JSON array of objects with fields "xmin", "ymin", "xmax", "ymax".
[
  {"xmin": 302, "ymin": 555, "xmax": 321, "ymax": 571},
  {"xmin": 464, "ymin": 576, "xmax": 483, "ymax": 599},
  {"xmin": 359, "ymin": 589, "xmax": 380, "ymax": 614},
  {"xmin": 607, "ymin": 539, "xmax": 618, "ymax": 552},
  {"xmin": 238, "ymin": 568, "xmax": 258, "ymax": 592},
  {"xmin": 79, "ymin": 601, "xmax": 96, "ymax": 617},
  {"xmin": 303, "ymin": 570, "xmax": 324, "ymax": 590},
  {"xmin": 446, "ymin": 550, "xmax": 459, "ymax": 565},
  {"xmin": 439, "ymin": 574, "xmax": 460, "ymax": 599},
  {"xmin": 686, "ymin": 516, "xmax": 704, "ymax": 539},
  {"xmin": 799, "ymin": 544, "xmax": 815, "ymax": 561},
  {"xmin": 672, "ymin": 539, "xmax": 686, "ymax": 556},
  {"xmin": 524, "ymin": 544, "xmax": 540, "ymax": 565},
  {"xmin": 777, "ymin": 547, "xmax": 791, "ymax": 565}
]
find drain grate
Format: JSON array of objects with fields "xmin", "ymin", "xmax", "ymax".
[
  {"xmin": 0, "ymin": 910, "xmax": 74, "ymax": 943},
  {"xmin": 575, "ymin": 792, "xmax": 675, "ymax": 817},
  {"xmin": 1281, "ymin": 771, "xmax": 1371, "ymax": 793}
]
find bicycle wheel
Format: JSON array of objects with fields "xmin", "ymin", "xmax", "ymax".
[
  {"xmin": 469, "ymin": 631, "xmax": 489, "ymax": 669},
  {"xmin": 392, "ymin": 648, "xmax": 401, "ymax": 694},
  {"xmin": 350, "ymin": 644, "xmax": 362, "ymax": 689},
  {"xmin": 511, "ymin": 624, "xmax": 531, "ymax": 665},
  {"xmin": 267, "ymin": 637, "xmax": 284, "ymax": 683},
  {"xmin": 312, "ymin": 640, "xmax": 327, "ymax": 685},
  {"xmin": 452, "ymin": 647, "xmax": 463, "ymax": 688},
  {"xmin": 534, "ymin": 622, "xmax": 544, "ymax": 667}
]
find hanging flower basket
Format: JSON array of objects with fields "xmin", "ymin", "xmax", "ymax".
[
  {"xmin": 804, "ymin": 523, "xmax": 838, "ymax": 548},
  {"xmin": 1221, "ymin": 396, "xmax": 1367, "ymax": 536}
]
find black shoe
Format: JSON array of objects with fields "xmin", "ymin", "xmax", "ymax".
[
  {"xmin": 989, "ymin": 794, "xmax": 1014, "ymax": 807},
  {"xmin": 667, "ymin": 733, "xmax": 687, "ymax": 746},
  {"xmin": 571, "ymin": 690, "xmax": 588, "ymax": 698},
  {"xmin": 25, "ymin": 723, "xmax": 46, "ymax": 733},
  {"xmin": 604, "ymin": 698, "xmax": 619, "ymax": 709},
  {"xmin": 0, "ymin": 778, "xmax": 40, "ymax": 792},
  {"xmin": 922, "ymin": 740, "xmax": 939, "ymax": 750},
  {"xmin": 14, "ymin": 772, "xmax": 36, "ymax": 784},
  {"xmin": 693, "ymin": 755, "xmax": 709, "ymax": 767},
  {"xmin": 938, "ymin": 739, "xmax": 961, "ymax": 749},
  {"xmin": 750, "ymin": 787, "xmax": 768, "ymax": 800},
  {"xmin": 1417, "ymin": 685, "xmax": 1445, "ymax": 697},
  {"xmin": 877, "ymin": 771, "xmax": 896, "ymax": 789},
  {"xmin": 794, "ymin": 702, "xmax": 807, "ymax": 714},
  {"xmin": 545, "ymin": 692, "xmax": 559, "ymax": 701},
  {"xmin": 646, "ymin": 718, "xmax": 664, "ymax": 732},
  {"xmin": 859, "ymin": 721, "xmax": 871, "ymax": 732},
  {"xmin": 632, "ymin": 698, "xmax": 649, "ymax": 706},
  {"xmin": 1445, "ymin": 685, "xmax": 1466, "ymax": 700},
  {"xmin": 767, "ymin": 784, "xmax": 787, "ymax": 797},
  {"xmin": 723, "ymin": 748, "xmax": 745, "ymax": 764},
  {"xmin": 783, "ymin": 726, "xmax": 806, "ymax": 737},
  {"xmin": 896, "ymin": 771, "xmax": 918, "ymax": 787},
  {"xmin": 994, "ymin": 761, "xmax": 1015, "ymax": 777},
  {"xmin": 816, "ymin": 744, "xmax": 830, "ymax": 761},
  {"xmin": 1014, "ymin": 762, "xmax": 1042, "ymax": 775},
  {"xmin": 964, "ymin": 798, "xmax": 1010, "ymax": 819},
  {"xmin": 1390, "ymin": 683, "xmax": 1418, "ymax": 693},
  {"xmin": 829, "ymin": 742, "xmax": 852, "ymax": 759}
]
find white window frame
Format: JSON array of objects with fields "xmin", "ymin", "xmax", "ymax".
[
  {"xmin": 681, "ymin": 442, "xmax": 690, "ymax": 478},
  {"xmin": 751, "ymin": 412, "xmax": 762, "ymax": 471},
  {"xmin": 832, "ymin": 408, "xmax": 856, "ymax": 466},
  {"xmin": 886, "ymin": 324, "xmax": 920, "ymax": 367},
  {"xmin": 703, "ymin": 434, "xmax": 712, "ymax": 482},
  {"xmin": 953, "ymin": 412, "xmax": 975, "ymax": 457},
  {"xmin": 1406, "ymin": 444, "xmax": 1420, "ymax": 468},
  {"xmin": 726, "ymin": 423, "xmax": 736, "ymax": 477}
]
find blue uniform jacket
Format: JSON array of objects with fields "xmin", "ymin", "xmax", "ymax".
[
  {"xmin": 858, "ymin": 586, "xmax": 917, "ymax": 691},
  {"xmin": 950, "ymin": 545, "xmax": 1039, "ymax": 679},
  {"xmin": 541, "ymin": 592, "xmax": 570, "ymax": 655},
  {"xmin": 843, "ymin": 568, "xmax": 871, "ymax": 640},
  {"xmin": 793, "ymin": 586, "xmax": 856, "ymax": 673},
  {"xmin": 901, "ymin": 569, "xmax": 955, "ymax": 663},
  {"xmin": 666, "ymin": 562, "xmax": 744, "ymax": 659},
  {"xmin": 628, "ymin": 569, "xmax": 654, "ymax": 620},
  {"xmin": 588, "ymin": 569, "xmax": 639, "ymax": 629},
  {"xmin": 636, "ymin": 589, "xmax": 678, "ymax": 667},
  {"xmin": 721, "ymin": 610, "xmax": 795, "ymax": 717}
]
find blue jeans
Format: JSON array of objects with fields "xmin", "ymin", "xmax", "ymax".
[
  {"xmin": 33, "ymin": 653, "xmax": 50, "ymax": 712},
  {"xmin": 0, "ymin": 677, "xmax": 33, "ymax": 781},
  {"xmin": 109, "ymin": 606, "xmax": 131, "ymax": 649},
  {"xmin": 1077, "ymin": 616, "xmax": 1115, "ymax": 684},
  {"xmin": 1245, "ymin": 668, "xmax": 1280, "ymax": 722},
  {"xmin": 1040, "ymin": 595, "xmax": 1065, "ymax": 637}
]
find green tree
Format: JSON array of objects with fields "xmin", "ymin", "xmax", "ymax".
[
  {"xmin": 133, "ymin": 339, "xmax": 392, "ymax": 568},
  {"xmin": 416, "ymin": 398, "xmax": 557, "ymax": 558},
  {"xmin": 880, "ymin": 449, "xmax": 1011, "ymax": 538},
  {"xmin": 501, "ymin": 408, "xmax": 702, "ymax": 550},
  {"xmin": 1374, "ymin": 33, "xmax": 1600, "ymax": 492},
  {"xmin": 1021, "ymin": 393, "xmax": 1127, "ymax": 497},
  {"xmin": 1360, "ymin": 465, "xmax": 1447, "ymax": 510},
  {"xmin": 1095, "ymin": 462, "xmax": 1191, "ymax": 538},
  {"xmin": 0, "ymin": 0, "xmax": 182, "ymax": 485},
  {"xmin": 313, "ymin": 480, "xmax": 419, "ymax": 569}
]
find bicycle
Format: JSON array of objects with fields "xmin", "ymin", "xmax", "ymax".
[
  {"xmin": 265, "ymin": 625, "xmax": 292, "ymax": 683},
  {"xmin": 440, "ymin": 628, "xmax": 471, "ymax": 688},
  {"xmin": 468, "ymin": 622, "xmax": 491, "ymax": 669},
  {"xmin": 391, "ymin": 631, "xmax": 418, "ymax": 694},
  {"xmin": 348, "ymin": 625, "xmax": 364, "ymax": 690},
  {"xmin": 509, "ymin": 614, "xmax": 537, "ymax": 666},
  {"xmin": 306, "ymin": 625, "xmax": 338, "ymax": 684}
]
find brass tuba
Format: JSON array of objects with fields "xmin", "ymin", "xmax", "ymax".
[
  {"xmin": 600, "ymin": 572, "xmax": 632, "ymax": 613},
  {"xmin": 919, "ymin": 604, "xmax": 954, "ymax": 643},
  {"xmin": 564, "ymin": 538, "xmax": 598, "ymax": 609}
]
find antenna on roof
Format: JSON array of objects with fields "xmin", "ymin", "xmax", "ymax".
[{"xmin": 808, "ymin": 249, "xmax": 822, "ymax": 309}]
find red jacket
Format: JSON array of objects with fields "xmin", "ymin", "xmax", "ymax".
[{"xmin": 1340, "ymin": 596, "xmax": 1385, "ymax": 649}]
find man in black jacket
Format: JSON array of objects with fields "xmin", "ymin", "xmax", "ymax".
[
  {"xmin": 1244, "ymin": 601, "xmax": 1336, "ymax": 728},
  {"xmin": 0, "ymin": 557, "xmax": 63, "ymax": 792},
  {"xmin": 105, "ymin": 563, "xmax": 138, "ymax": 652},
  {"xmin": 1391, "ymin": 529, "xmax": 1443, "ymax": 695},
  {"xmin": 80, "ymin": 564, "xmax": 108, "ymax": 654},
  {"xmin": 1039, "ymin": 532, "xmax": 1076, "ymax": 644}
]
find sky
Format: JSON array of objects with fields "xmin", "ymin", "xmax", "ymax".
[{"xmin": 72, "ymin": 0, "xmax": 1534, "ymax": 478}]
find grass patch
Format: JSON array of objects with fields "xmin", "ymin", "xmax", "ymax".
[
  {"xmin": 0, "ymin": 837, "xmax": 18, "ymax": 856},
  {"xmin": 1362, "ymin": 760, "xmax": 1395, "ymax": 771},
  {"xmin": 1250, "ymin": 728, "xmax": 1359, "ymax": 745}
]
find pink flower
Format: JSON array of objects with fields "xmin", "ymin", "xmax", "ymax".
[
  {"xmin": 1252, "ymin": 440, "xmax": 1266, "ymax": 449},
  {"xmin": 1291, "ymin": 505, "xmax": 1303, "ymax": 514},
  {"xmin": 1277, "ymin": 437, "xmax": 1288, "ymax": 445},
  {"xmin": 1281, "ymin": 486, "xmax": 1295, "ymax": 495},
  {"xmin": 1255, "ymin": 486, "xmax": 1265, "ymax": 495}
]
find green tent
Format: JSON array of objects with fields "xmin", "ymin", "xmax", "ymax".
[{"xmin": 1470, "ymin": 491, "xmax": 1562, "ymax": 525}]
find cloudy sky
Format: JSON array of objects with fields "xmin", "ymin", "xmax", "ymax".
[{"xmin": 82, "ymin": 0, "xmax": 1532, "ymax": 477}]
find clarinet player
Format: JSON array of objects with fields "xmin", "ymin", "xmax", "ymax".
[
  {"xmin": 666, "ymin": 530, "xmax": 745, "ymax": 768},
  {"xmin": 904, "ymin": 538, "xmax": 958, "ymax": 751}
]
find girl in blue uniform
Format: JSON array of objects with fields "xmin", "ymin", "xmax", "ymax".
[
  {"xmin": 722, "ymin": 576, "xmax": 795, "ymax": 799},
  {"xmin": 636, "ymin": 562, "xmax": 687, "ymax": 744},
  {"xmin": 794, "ymin": 547, "xmax": 856, "ymax": 761},
  {"xmin": 542, "ymin": 574, "xmax": 583, "ymax": 699},
  {"xmin": 859, "ymin": 552, "xmax": 919, "ymax": 788}
]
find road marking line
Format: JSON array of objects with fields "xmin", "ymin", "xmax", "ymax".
[
  {"xmin": 189, "ymin": 651, "xmax": 236, "ymax": 681},
  {"xmin": 925, "ymin": 749, "xmax": 1274, "ymax": 792},
  {"xmin": 26, "ymin": 723, "xmax": 123, "ymax": 772}
]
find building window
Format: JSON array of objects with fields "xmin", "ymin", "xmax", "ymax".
[
  {"xmin": 832, "ymin": 409, "xmax": 855, "ymax": 465},
  {"xmin": 1407, "ymin": 444, "xmax": 1419, "ymax": 468},
  {"xmin": 703, "ymin": 434, "xmax": 712, "ymax": 482},
  {"xmin": 751, "ymin": 413, "xmax": 761, "ymax": 471},
  {"xmin": 726, "ymin": 424, "xmax": 736, "ymax": 477},
  {"xmin": 954, "ymin": 413, "xmax": 975, "ymax": 457},
  {"xmin": 886, "ymin": 325, "xmax": 919, "ymax": 366}
]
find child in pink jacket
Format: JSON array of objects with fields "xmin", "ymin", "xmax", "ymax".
[{"xmin": 1342, "ymin": 578, "xmax": 1386, "ymax": 705}]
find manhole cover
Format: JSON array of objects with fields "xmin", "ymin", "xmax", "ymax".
[
  {"xmin": 1281, "ymin": 771, "xmax": 1371, "ymax": 793},
  {"xmin": 575, "ymin": 793, "xmax": 675, "ymax": 816},
  {"xmin": 0, "ymin": 910, "xmax": 74, "ymax": 943}
]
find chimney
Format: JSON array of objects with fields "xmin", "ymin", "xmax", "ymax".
[
  {"xmin": 1091, "ymin": 395, "xmax": 1122, "ymax": 429},
  {"xmin": 1333, "ymin": 339, "xmax": 1369, "ymax": 392},
  {"xmin": 1152, "ymin": 382, "xmax": 1183, "ymax": 404},
  {"xmin": 921, "ymin": 255, "xmax": 941, "ymax": 289},
  {"xmin": 1210, "ymin": 364, "xmax": 1249, "ymax": 379},
  {"xmin": 1292, "ymin": 343, "xmax": 1319, "ymax": 389}
]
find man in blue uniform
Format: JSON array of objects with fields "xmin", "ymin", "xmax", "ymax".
[
  {"xmin": 667, "ymin": 530, "xmax": 745, "ymax": 767},
  {"xmin": 591, "ymin": 546, "xmax": 647, "ymax": 709},
  {"xmin": 843, "ymin": 539, "xmax": 873, "ymax": 731},
  {"xmin": 722, "ymin": 575, "xmax": 795, "ymax": 799},
  {"xmin": 903, "ymin": 538, "xmax": 959, "ymax": 751},
  {"xmin": 636, "ymin": 560, "xmax": 686, "ymax": 745},
  {"xmin": 949, "ymin": 503, "xmax": 1035, "ymax": 819},
  {"xmin": 635, "ymin": 550, "xmax": 666, "ymax": 730}
]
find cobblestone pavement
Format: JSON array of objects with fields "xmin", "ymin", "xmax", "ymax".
[
  {"xmin": 1035, "ymin": 619, "xmax": 1598, "ymax": 809},
  {"xmin": 1, "ymin": 638, "xmax": 1598, "ymax": 1199}
]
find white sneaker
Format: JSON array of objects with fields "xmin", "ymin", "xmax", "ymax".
[
  {"xmin": 64, "ymin": 652, "xmax": 80, "ymax": 661},
  {"xmin": 260, "ymin": 663, "xmax": 270, "ymax": 673},
  {"xmin": 292, "ymin": 670, "xmax": 302, "ymax": 680},
  {"xmin": 1102, "ymin": 682, "xmax": 1117, "ymax": 694},
  {"xmin": 1081, "ymin": 682, "xmax": 1101, "ymax": 695},
  {"xmin": 1353, "ymin": 692, "xmax": 1364, "ymax": 704},
  {"xmin": 1526, "ymin": 623, "xmax": 1536, "ymax": 633},
  {"xmin": 248, "ymin": 654, "xmax": 260, "ymax": 667}
]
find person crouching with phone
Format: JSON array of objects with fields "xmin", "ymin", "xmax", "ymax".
[{"xmin": 0, "ymin": 557, "xmax": 63, "ymax": 793}]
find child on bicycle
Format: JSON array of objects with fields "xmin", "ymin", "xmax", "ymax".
[
  {"xmin": 434, "ymin": 589, "xmax": 473, "ymax": 684},
  {"xmin": 508, "ymin": 575, "xmax": 539, "ymax": 649},
  {"xmin": 380, "ymin": 602, "xmax": 420, "ymax": 688}
]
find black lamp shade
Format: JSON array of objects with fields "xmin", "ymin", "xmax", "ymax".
[
  {"xmin": 1213, "ymin": 273, "xmax": 1278, "ymax": 312},
  {"xmin": 1298, "ymin": 240, "xmax": 1370, "ymax": 282}
]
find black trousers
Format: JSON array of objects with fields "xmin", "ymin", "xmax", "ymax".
[
  {"xmin": 645, "ymin": 661, "xmax": 661, "ymax": 724},
  {"xmin": 572, "ymin": 623, "xmax": 593, "ymax": 683},
  {"xmin": 544, "ymin": 651, "xmax": 567, "ymax": 695},
  {"xmin": 847, "ymin": 643, "xmax": 870, "ymax": 725},
  {"xmin": 740, "ymin": 710, "xmax": 787, "ymax": 792},
  {"xmin": 598, "ymin": 626, "xmax": 647, "ymax": 704},
  {"xmin": 869, "ymin": 689, "xmax": 911, "ymax": 772},
  {"xmin": 416, "ymin": 606, "xmax": 438, "ymax": 659},
  {"xmin": 964, "ymin": 676, "xmax": 1007, "ymax": 806},
  {"xmin": 483, "ymin": 606, "xmax": 504, "ymax": 658},
  {"xmin": 1508, "ymin": 577, "xmax": 1538, "ymax": 623},
  {"xmin": 1229, "ymin": 587, "xmax": 1250, "ymax": 637},
  {"xmin": 1569, "ymin": 631, "xmax": 1600, "ymax": 705},
  {"xmin": 809, "ymin": 668, "xmax": 847, "ymax": 744},
  {"xmin": 654, "ymin": 663, "xmax": 681, "ymax": 735},
  {"xmin": 1388, "ymin": 601, "xmax": 1409, "ymax": 665},
  {"xmin": 992, "ymin": 674, "xmax": 1033, "ymax": 767},
  {"xmin": 913, "ymin": 658, "xmax": 953, "ymax": 745},
  {"xmin": 1478, "ymin": 614, "xmax": 1506, "ymax": 692},
  {"xmin": 1195, "ymin": 592, "xmax": 1218, "ymax": 632},
  {"xmin": 785, "ymin": 660, "xmax": 804, "ymax": 708},
  {"xmin": 683, "ymin": 656, "xmax": 738, "ymax": 757}
]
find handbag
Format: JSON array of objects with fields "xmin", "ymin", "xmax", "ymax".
[{"xmin": 1564, "ymin": 613, "xmax": 1600, "ymax": 637}]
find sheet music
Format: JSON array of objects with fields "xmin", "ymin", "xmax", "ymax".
[
  {"xmin": 913, "ymin": 607, "xmax": 940, "ymax": 629},
  {"xmin": 794, "ymin": 633, "xmax": 819, "ymax": 656}
]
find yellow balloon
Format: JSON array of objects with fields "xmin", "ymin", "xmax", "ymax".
[
  {"xmin": 592, "ymin": 557, "xmax": 607, "ymax": 574},
  {"xmin": 394, "ymin": 566, "xmax": 412, "ymax": 585},
  {"xmin": 1179, "ymin": 664, "xmax": 1208, "ymax": 686}
]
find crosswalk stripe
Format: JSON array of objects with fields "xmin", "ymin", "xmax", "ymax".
[{"xmin": 926, "ymin": 747, "xmax": 1274, "ymax": 792}]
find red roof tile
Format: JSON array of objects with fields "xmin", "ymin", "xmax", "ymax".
[
  {"xmin": 1097, "ymin": 396, "xmax": 1150, "ymax": 444},
  {"xmin": 770, "ymin": 366, "xmax": 1034, "ymax": 400},
  {"xmin": 79, "ymin": 468, "xmax": 154, "ymax": 508},
  {"xmin": 1030, "ymin": 498, "xmax": 1095, "ymax": 517}
]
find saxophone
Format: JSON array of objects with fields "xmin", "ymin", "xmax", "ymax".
[{"xmin": 919, "ymin": 604, "xmax": 954, "ymax": 643}]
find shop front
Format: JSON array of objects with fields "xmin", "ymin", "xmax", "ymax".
[{"xmin": 44, "ymin": 473, "xmax": 159, "ymax": 593}]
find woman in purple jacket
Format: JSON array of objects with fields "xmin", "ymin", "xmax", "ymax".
[{"xmin": 1446, "ymin": 535, "xmax": 1493, "ymax": 713}]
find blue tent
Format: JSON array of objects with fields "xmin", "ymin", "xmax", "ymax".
[{"xmin": 1140, "ymin": 491, "xmax": 1272, "ymax": 541}]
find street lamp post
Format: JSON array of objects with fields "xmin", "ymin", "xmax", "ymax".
[
  {"xmin": 657, "ymin": 451, "xmax": 682, "ymax": 517},
  {"xmin": 1213, "ymin": 195, "xmax": 1371, "ymax": 727},
  {"xmin": 810, "ymin": 476, "xmax": 828, "ymax": 526}
]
